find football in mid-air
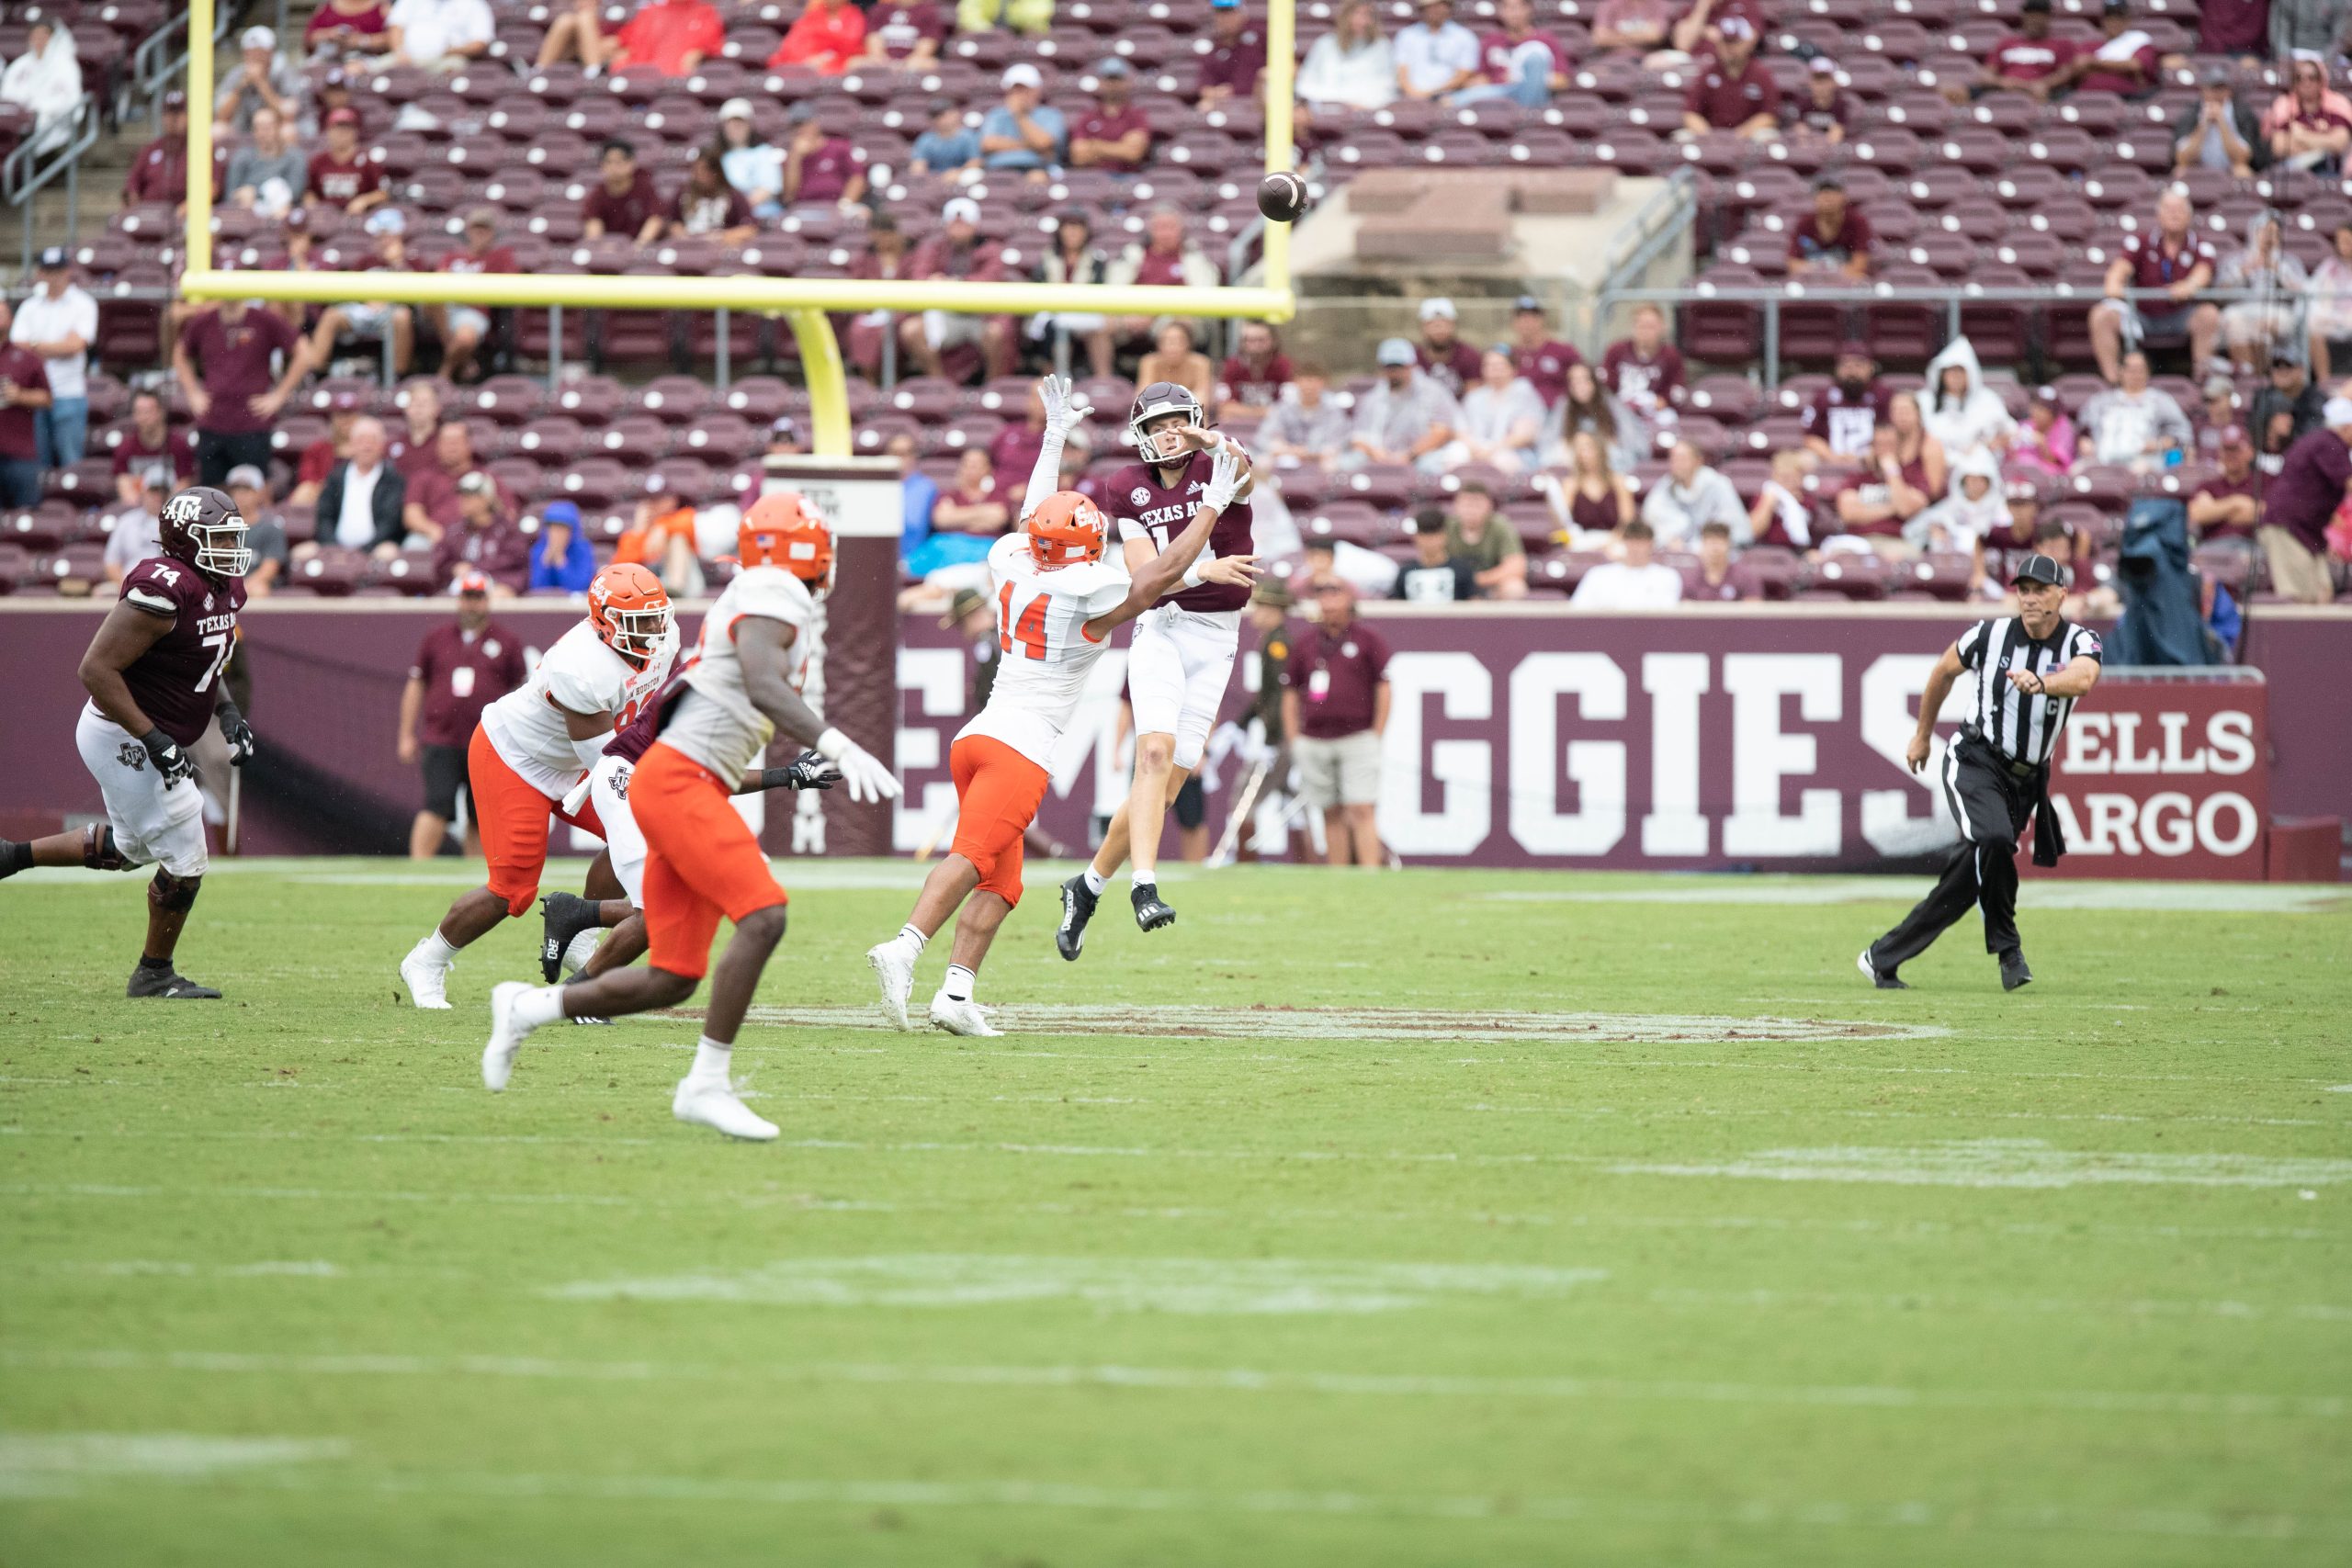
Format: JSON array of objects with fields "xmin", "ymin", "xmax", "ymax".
[{"xmin": 1256, "ymin": 171, "xmax": 1309, "ymax": 224}]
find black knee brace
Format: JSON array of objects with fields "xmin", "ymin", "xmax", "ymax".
[
  {"xmin": 148, "ymin": 868, "xmax": 200, "ymax": 912},
  {"xmin": 83, "ymin": 824, "xmax": 130, "ymax": 871}
]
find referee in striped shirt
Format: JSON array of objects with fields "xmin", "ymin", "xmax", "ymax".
[{"xmin": 1861, "ymin": 555, "xmax": 2104, "ymax": 992}]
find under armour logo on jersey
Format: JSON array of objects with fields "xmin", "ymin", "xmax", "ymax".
[{"xmin": 1130, "ymin": 487, "xmax": 1152, "ymax": 505}]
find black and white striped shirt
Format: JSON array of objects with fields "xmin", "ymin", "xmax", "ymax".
[{"xmin": 1955, "ymin": 615, "xmax": 2104, "ymax": 767}]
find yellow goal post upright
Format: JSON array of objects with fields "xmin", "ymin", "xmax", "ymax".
[{"xmin": 178, "ymin": 0, "xmax": 1298, "ymax": 460}]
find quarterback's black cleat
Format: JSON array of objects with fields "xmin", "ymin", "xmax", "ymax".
[
  {"xmin": 125, "ymin": 964, "xmax": 220, "ymax": 999},
  {"xmin": 1055, "ymin": 874, "xmax": 1097, "ymax": 962},
  {"xmin": 1132, "ymin": 884, "xmax": 1176, "ymax": 932},
  {"xmin": 539, "ymin": 891, "xmax": 601, "ymax": 983},
  {"xmin": 1856, "ymin": 948, "xmax": 1906, "ymax": 990},
  {"xmin": 1999, "ymin": 949, "xmax": 2033, "ymax": 992}
]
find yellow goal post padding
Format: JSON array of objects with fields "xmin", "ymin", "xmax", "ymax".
[{"xmin": 180, "ymin": 0, "xmax": 1295, "ymax": 457}]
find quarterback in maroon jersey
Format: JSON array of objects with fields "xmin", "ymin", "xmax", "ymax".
[
  {"xmin": 1057, "ymin": 381, "xmax": 1255, "ymax": 952},
  {"xmin": 0, "ymin": 488, "xmax": 257, "ymax": 998}
]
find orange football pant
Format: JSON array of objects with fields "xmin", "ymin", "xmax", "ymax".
[
  {"xmin": 949, "ymin": 734, "xmax": 1051, "ymax": 906},
  {"xmin": 469, "ymin": 723, "xmax": 605, "ymax": 917},
  {"xmin": 632, "ymin": 739, "xmax": 789, "ymax": 979}
]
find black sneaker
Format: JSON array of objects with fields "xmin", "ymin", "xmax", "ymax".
[
  {"xmin": 539, "ymin": 891, "xmax": 601, "ymax": 983},
  {"xmin": 125, "ymin": 964, "xmax": 220, "ymax": 999},
  {"xmin": 1999, "ymin": 950, "xmax": 2033, "ymax": 992},
  {"xmin": 1056, "ymin": 874, "xmax": 1098, "ymax": 962},
  {"xmin": 1856, "ymin": 947, "xmax": 1907, "ymax": 990},
  {"xmin": 1132, "ymin": 883, "xmax": 1176, "ymax": 932}
]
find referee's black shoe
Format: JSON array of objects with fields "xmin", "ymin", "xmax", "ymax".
[
  {"xmin": 1999, "ymin": 949, "xmax": 2033, "ymax": 992},
  {"xmin": 1856, "ymin": 948, "xmax": 1906, "ymax": 989}
]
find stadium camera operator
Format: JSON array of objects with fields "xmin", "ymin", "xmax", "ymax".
[{"xmin": 1860, "ymin": 554, "xmax": 2103, "ymax": 993}]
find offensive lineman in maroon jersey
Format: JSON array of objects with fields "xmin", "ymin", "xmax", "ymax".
[
  {"xmin": 1056, "ymin": 381, "xmax": 1254, "ymax": 953},
  {"xmin": 0, "ymin": 487, "xmax": 257, "ymax": 998}
]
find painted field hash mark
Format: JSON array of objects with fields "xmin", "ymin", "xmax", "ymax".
[
  {"xmin": 728, "ymin": 1004, "xmax": 1942, "ymax": 1044},
  {"xmin": 0, "ymin": 1433, "xmax": 351, "ymax": 1498},
  {"xmin": 544, "ymin": 1255, "xmax": 1611, "ymax": 1314},
  {"xmin": 1615, "ymin": 1139, "xmax": 2352, "ymax": 1190}
]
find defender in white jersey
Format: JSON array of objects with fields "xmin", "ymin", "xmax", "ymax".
[
  {"xmin": 479, "ymin": 492, "xmax": 899, "ymax": 1141},
  {"xmin": 400, "ymin": 563, "xmax": 676, "ymax": 1010},
  {"xmin": 865, "ymin": 376, "xmax": 1258, "ymax": 1036}
]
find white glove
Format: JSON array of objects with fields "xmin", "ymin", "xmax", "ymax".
[
  {"xmin": 1037, "ymin": 373, "xmax": 1074, "ymax": 436},
  {"xmin": 1201, "ymin": 443, "xmax": 1246, "ymax": 512},
  {"xmin": 815, "ymin": 726, "xmax": 902, "ymax": 804}
]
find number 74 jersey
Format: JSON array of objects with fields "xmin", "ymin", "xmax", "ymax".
[
  {"xmin": 956, "ymin": 531, "xmax": 1132, "ymax": 769},
  {"xmin": 107, "ymin": 555, "xmax": 247, "ymax": 748}
]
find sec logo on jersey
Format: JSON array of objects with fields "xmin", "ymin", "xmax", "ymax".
[{"xmin": 1130, "ymin": 487, "xmax": 1152, "ymax": 506}]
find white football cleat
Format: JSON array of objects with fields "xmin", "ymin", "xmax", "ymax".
[
  {"xmin": 481, "ymin": 980, "xmax": 538, "ymax": 1091},
  {"xmin": 865, "ymin": 941, "xmax": 916, "ymax": 1031},
  {"xmin": 673, "ymin": 1076, "xmax": 779, "ymax": 1141},
  {"xmin": 928, "ymin": 993, "xmax": 1001, "ymax": 1037},
  {"xmin": 400, "ymin": 948, "xmax": 452, "ymax": 1010}
]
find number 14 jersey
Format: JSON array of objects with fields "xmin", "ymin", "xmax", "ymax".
[{"xmin": 956, "ymin": 530, "xmax": 1131, "ymax": 769}]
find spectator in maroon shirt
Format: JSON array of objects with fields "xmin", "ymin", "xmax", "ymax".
[
  {"xmin": 0, "ymin": 303, "xmax": 51, "ymax": 508},
  {"xmin": 986, "ymin": 384, "xmax": 1050, "ymax": 489},
  {"xmin": 405, "ymin": 421, "xmax": 514, "ymax": 540},
  {"xmin": 1505, "ymin": 297, "xmax": 1580, "ymax": 408},
  {"xmin": 665, "ymin": 147, "xmax": 758, "ymax": 245},
  {"xmin": 430, "ymin": 471, "xmax": 531, "ymax": 593},
  {"xmin": 933, "ymin": 447, "xmax": 1012, "ymax": 537},
  {"xmin": 390, "ymin": 378, "xmax": 443, "ymax": 479},
  {"xmin": 123, "ymin": 92, "xmax": 224, "ymax": 211},
  {"xmin": 1669, "ymin": 0, "xmax": 1764, "ymax": 56},
  {"xmin": 1282, "ymin": 577, "xmax": 1390, "ymax": 867},
  {"xmin": 779, "ymin": 102, "xmax": 869, "ymax": 210},
  {"xmin": 1792, "ymin": 57, "xmax": 1849, "ymax": 141},
  {"xmin": 2068, "ymin": 0, "xmax": 2159, "ymax": 98},
  {"xmin": 2256, "ymin": 406, "xmax": 2352, "ymax": 603},
  {"xmin": 307, "ymin": 106, "xmax": 387, "ymax": 215},
  {"xmin": 1955, "ymin": 0, "xmax": 2078, "ymax": 104},
  {"xmin": 582, "ymin": 139, "xmax": 665, "ymax": 245},
  {"xmin": 1415, "ymin": 297, "xmax": 1482, "ymax": 399},
  {"xmin": 1198, "ymin": 0, "xmax": 1267, "ymax": 108},
  {"xmin": 1804, "ymin": 343, "xmax": 1894, "ymax": 467},
  {"xmin": 2188, "ymin": 423, "xmax": 2265, "ymax": 552},
  {"xmin": 1458, "ymin": 0, "xmax": 1568, "ymax": 109},
  {"xmin": 110, "ymin": 389, "xmax": 198, "ymax": 504},
  {"xmin": 1216, "ymin": 321, "xmax": 1294, "ymax": 419},
  {"xmin": 2092, "ymin": 188, "xmax": 2220, "ymax": 382},
  {"xmin": 398, "ymin": 570, "xmax": 528, "ymax": 859},
  {"xmin": 1679, "ymin": 17, "xmax": 1779, "ymax": 141},
  {"xmin": 859, "ymin": 0, "xmax": 945, "ymax": 66},
  {"xmin": 1600, "ymin": 303, "xmax": 1685, "ymax": 420},
  {"xmin": 429, "ymin": 207, "xmax": 514, "ymax": 385},
  {"xmin": 1786, "ymin": 175, "xmax": 1872, "ymax": 279},
  {"xmin": 173, "ymin": 299, "xmax": 311, "ymax": 487},
  {"xmin": 1069, "ymin": 58, "xmax": 1151, "ymax": 174},
  {"xmin": 2262, "ymin": 54, "xmax": 2352, "ymax": 175},
  {"xmin": 1827, "ymin": 426, "xmax": 1931, "ymax": 553},
  {"xmin": 900, "ymin": 197, "xmax": 1014, "ymax": 380}
]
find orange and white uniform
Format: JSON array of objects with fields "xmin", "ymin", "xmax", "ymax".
[
  {"xmin": 470, "ymin": 615, "xmax": 676, "ymax": 915},
  {"xmin": 632, "ymin": 530, "xmax": 822, "ymax": 978},
  {"xmin": 949, "ymin": 491, "xmax": 1129, "ymax": 907}
]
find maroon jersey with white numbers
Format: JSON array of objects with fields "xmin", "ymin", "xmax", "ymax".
[
  {"xmin": 114, "ymin": 557, "xmax": 245, "ymax": 746},
  {"xmin": 1102, "ymin": 448, "xmax": 1255, "ymax": 615}
]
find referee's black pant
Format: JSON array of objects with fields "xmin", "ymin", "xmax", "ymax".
[{"xmin": 1871, "ymin": 735, "xmax": 2040, "ymax": 966}]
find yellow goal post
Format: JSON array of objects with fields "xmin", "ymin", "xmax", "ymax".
[{"xmin": 178, "ymin": 0, "xmax": 1296, "ymax": 457}]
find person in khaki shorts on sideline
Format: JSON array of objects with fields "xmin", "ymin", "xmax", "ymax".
[{"xmin": 1281, "ymin": 577, "xmax": 1392, "ymax": 866}]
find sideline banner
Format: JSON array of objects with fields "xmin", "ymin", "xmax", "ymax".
[{"xmin": 2034, "ymin": 672, "xmax": 2268, "ymax": 880}]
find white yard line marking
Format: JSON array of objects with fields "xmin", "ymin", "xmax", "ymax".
[
  {"xmin": 6, "ymin": 1348, "xmax": 2340, "ymax": 1420},
  {"xmin": 1613, "ymin": 1140, "xmax": 2352, "ymax": 1190},
  {"xmin": 1478, "ymin": 880, "xmax": 2351, "ymax": 913},
  {"xmin": 1644, "ymin": 1287, "xmax": 2352, "ymax": 1324},
  {"xmin": 0, "ymin": 1432, "xmax": 349, "ymax": 1497},
  {"xmin": 729, "ymin": 1004, "xmax": 1949, "ymax": 1044},
  {"xmin": 542, "ymin": 1256, "xmax": 1611, "ymax": 1315}
]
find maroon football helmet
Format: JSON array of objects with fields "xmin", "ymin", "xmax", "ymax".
[
  {"xmin": 159, "ymin": 485, "xmax": 253, "ymax": 580},
  {"xmin": 1127, "ymin": 381, "xmax": 1205, "ymax": 461}
]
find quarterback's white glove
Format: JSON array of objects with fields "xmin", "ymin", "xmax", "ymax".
[
  {"xmin": 815, "ymin": 726, "xmax": 902, "ymax": 804},
  {"xmin": 1201, "ymin": 443, "xmax": 1246, "ymax": 512},
  {"xmin": 1037, "ymin": 373, "xmax": 1075, "ymax": 436}
]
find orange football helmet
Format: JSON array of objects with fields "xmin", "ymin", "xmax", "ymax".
[
  {"xmin": 586, "ymin": 561, "xmax": 673, "ymax": 666},
  {"xmin": 1025, "ymin": 491, "xmax": 1109, "ymax": 570},
  {"xmin": 739, "ymin": 490, "xmax": 836, "ymax": 590}
]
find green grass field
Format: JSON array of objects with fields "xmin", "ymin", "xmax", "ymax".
[{"xmin": 1, "ymin": 858, "xmax": 2347, "ymax": 1565}]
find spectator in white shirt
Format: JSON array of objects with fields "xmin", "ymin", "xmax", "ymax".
[
  {"xmin": 102, "ymin": 475, "xmax": 168, "ymax": 583},
  {"xmin": 214, "ymin": 26, "xmax": 304, "ymax": 136},
  {"xmin": 1572, "ymin": 519, "xmax": 1685, "ymax": 607},
  {"xmin": 1261, "ymin": 359, "xmax": 1353, "ymax": 468},
  {"xmin": 1450, "ymin": 348, "xmax": 1547, "ymax": 473},
  {"xmin": 2079, "ymin": 349, "xmax": 2191, "ymax": 469},
  {"xmin": 1297, "ymin": 0, "xmax": 1396, "ymax": 113},
  {"xmin": 1394, "ymin": 0, "xmax": 1481, "ymax": 100},
  {"xmin": 387, "ymin": 0, "xmax": 495, "ymax": 71},
  {"xmin": 10, "ymin": 246, "xmax": 96, "ymax": 468},
  {"xmin": 1640, "ymin": 439, "xmax": 1748, "ymax": 546},
  {"xmin": 1348, "ymin": 337, "xmax": 1462, "ymax": 473}
]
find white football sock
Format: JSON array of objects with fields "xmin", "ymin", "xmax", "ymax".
[
  {"xmin": 943, "ymin": 964, "xmax": 976, "ymax": 1002},
  {"xmin": 1081, "ymin": 867, "xmax": 1107, "ymax": 897},
  {"xmin": 513, "ymin": 985, "xmax": 566, "ymax": 1029},
  {"xmin": 688, "ymin": 1036, "xmax": 732, "ymax": 1085},
  {"xmin": 1131, "ymin": 870, "xmax": 1156, "ymax": 890},
  {"xmin": 897, "ymin": 923, "xmax": 928, "ymax": 954},
  {"xmin": 413, "ymin": 931, "xmax": 459, "ymax": 967}
]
